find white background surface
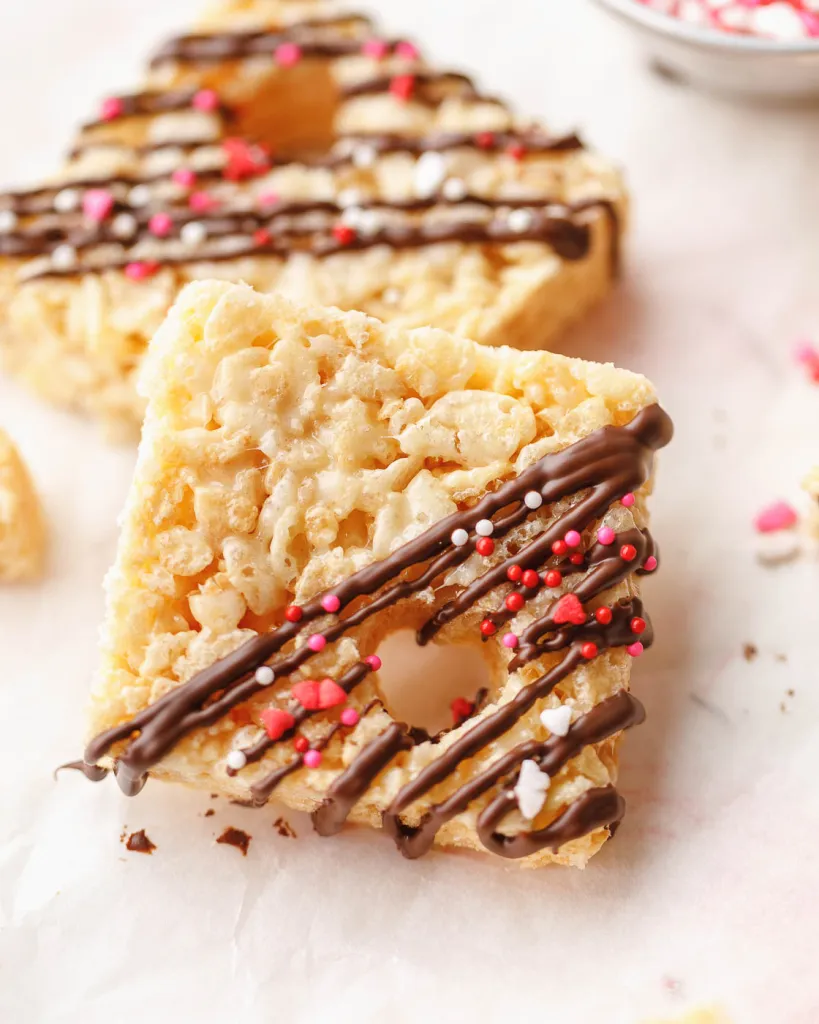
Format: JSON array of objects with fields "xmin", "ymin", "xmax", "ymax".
[{"xmin": 1, "ymin": 2, "xmax": 819, "ymax": 1022}]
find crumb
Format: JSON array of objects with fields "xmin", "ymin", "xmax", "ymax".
[
  {"xmin": 775, "ymin": 653, "xmax": 787, "ymax": 663},
  {"xmin": 119, "ymin": 826, "xmax": 127, "ymax": 842},
  {"xmin": 662, "ymin": 974, "xmax": 682, "ymax": 994},
  {"xmin": 125, "ymin": 830, "xmax": 156, "ymax": 854},
  {"xmin": 204, "ymin": 808, "xmax": 215, "ymax": 817},
  {"xmin": 216, "ymin": 826, "xmax": 251, "ymax": 856},
  {"xmin": 786, "ymin": 688, "xmax": 795, "ymax": 697},
  {"xmin": 274, "ymin": 817, "xmax": 297, "ymax": 838},
  {"xmin": 742, "ymin": 643, "xmax": 758, "ymax": 662},
  {"xmin": 210, "ymin": 793, "xmax": 219, "ymax": 799},
  {"xmin": 780, "ymin": 702, "xmax": 787, "ymax": 713}
]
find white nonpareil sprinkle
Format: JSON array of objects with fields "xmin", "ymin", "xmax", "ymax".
[
  {"xmin": 355, "ymin": 208, "xmax": 382, "ymax": 237},
  {"xmin": 507, "ymin": 208, "xmax": 535, "ymax": 233},
  {"xmin": 0, "ymin": 210, "xmax": 18, "ymax": 232},
  {"xmin": 54, "ymin": 188, "xmax": 80, "ymax": 213},
  {"xmin": 254, "ymin": 666, "xmax": 275, "ymax": 685},
  {"xmin": 524, "ymin": 491, "xmax": 543, "ymax": 510},
  {"xmin": 413, "ymin": 150, "xmax": 447, "ymax": 198},
  {"xmin": 748, "ymin": 2, "xmax": 806, "ymax": 40},
  {"xmin": 226, "ymin": 750, "xmax": 248, "ymax": 771},
  {"xmin": 514, "ymin": 759, "xmax": 551, "ymax": 820},
  {"xmin": 51, "ymin": 244, "xmax": 77, "ymax": 269},
  {"xmin": 341, "ymin": 205, "xmax": 364, "ymax": 229},
  {"xmin": 181, "ymin": 220, "xmax": 208, "ymax": 246},
  {"xmin": 475, "ymin": 519, "xmax": 494, "ymax": 537},
  {"xmin": 351, "ymin": 144, "xmax": 377, "ymax": 169},
  {"xmin": 111, "ymin": 213, "xmax": 138, "ymax": 239},
  {"xmin": 539, "ymin": 704, "xmax": 573, "ymax": 737},
  {"xmin": 337, "ymin": 188, "xmax": 364, "ymax": 209},
  {"xmin": 451, "ymin": 528, "xmax": 469, "ymax": 547},
  {"xmin": 382, "ymin": 287, "xmax": 401, "ymax": 304},
  {"xmin": 128, "ymin": 184, "xmax": 153, "ymax": 208},
  {"xmin": 442, "ymin": 177, "xmax": 467, "ymax": 202}
]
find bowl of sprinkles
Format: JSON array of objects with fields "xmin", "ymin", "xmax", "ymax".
[{"xmin": 594, "ymin": 0, "xmax": 819, "ymax": 99}]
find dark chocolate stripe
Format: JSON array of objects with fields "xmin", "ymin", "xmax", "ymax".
[
  {"xmin": 81, "ymin": 89, "xmax": 234, "ymax": 132},
  {"xmin": 341, "ymin": 71, "xmax": 505, "ymax": 108}
]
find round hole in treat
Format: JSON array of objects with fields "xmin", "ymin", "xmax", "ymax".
[{"xmin": 373, "ymin": 629, "xmax": 492, "ymax": 735}]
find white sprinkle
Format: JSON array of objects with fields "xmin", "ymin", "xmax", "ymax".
[
  {"xmin": 254, "ymin": 665, "xmax": 275, "ymax": 685},
  {"xmin": 128, "ymin": 184, "xmax": 153, "ymax": 208},
  {"xmin": 54, "ymin": 188, "xmax": 80, "ymax": 213},
  {"xmin": 341, "ymin": 205, "xmax": 364, "ymax": 229},
  {"xmin": 514, "ymin": 759, "xmax": 551, "ymax": 820},
  {"xmin": 748, "ymin": 1, "xmax": 806, "ymax": 39},
  {"xmin": 226, "ymin": 750, "xmax": 247, "ymax": 771},
  {"xmin": 51, "ymin": 244, "xmax": 77, "ymax": 270},
  {"xmin": 351, "ymin": 144, "xmax": 377, "ymax": 169},
  {"xmin": 382, "ymin": 287, "xmax": 401, "ymax": 305},
  {"xmin": 338, "ymin": 188, "xmax": 364, "ymax": 209},
  {"xmin": 111, "ymin": 212, "xmax": 138, "ymax": 239},
  {"xmin": 539, "ymin": 704, "xmax": 573, "ymax": 737},
  {"xmin": 524, "ymin": 491, "xmax": 543, "ymax": 510},
  {"xmin": 181, "ymin": 220, "xmax": 208, "ymax": 246},
  {"xmin": 755, "ymin": 531, "xmax": 802, "ymax": 567},
  {"xmin": 0, "ymin": 210, "xmax": 18, "ymax": 232},
  {"xmin": 355, "ymin": 208, "xmax": 382, "ymax": 237},
  {"xmin": 475, "ymin": 519, "xmax": 494, "ymax": 537},
  {"xmin": 507, "ymin": 208, "xmax": 534, "ymax": 233},
  {"xmin": 451, "ymin": 528, "xmax": 469, "ymax": 547},
  {"xmin": 414, "ymin": 151, "xmax": 447, "ymax": 198},
  {"xmin": 442, "ymin": 177, "xmax": 467, "ymax": 202}
]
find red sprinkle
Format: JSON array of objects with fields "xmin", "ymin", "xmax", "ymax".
[
  {"xmin": 100, "ymin": 96, "xmax": 124, "ymax": 121},
  {"xmin": 630, "ymin": 616, "xmax": 647, "ymax": 635},
  {"xmin": 260, "ymin": 707, "xmax": 295, "ymax": 741},
  {"xmin": 551, "ymin": 540, "xmax": 568, "ymax": 556},
  {"xmin": 476, "ymin": 131, "xmax": 495, "ymax": 149},
  {"xmin": 754, "ymin": 501, "xmax": 798, "ymax": 534},
  {"xmin": 476, "ymin": 537, "xmax": 495, "ymax": 557},
  {"xmin": 506, "ymin": 564, "xmax": 523, "ymax": 582},
  {"xmin": 569, "ymin": 552, "xmax": 584, "ymax": 566},
  {"xmin": 643, "ymin": 556, "xmax": 658, "ymax": 573},
  {"xmin": 253, "ymin": 228, "xmax": 272, "ymax": 247},
  {"xmin": 594, "ymin": 606, "xmax": 613, "ymax": 625},
  {"xmin": 521, "ymin": 569, "xmax": 539, "ymax": 589},
  {"xmin": 389, "ymin": 74, "xmax": 416, "ymax": 101},
  {"xmin": 223, "ymin": 137, "xmax": 270, "ymax": 181},
  {"xmin": 544, "ymin": 569, "xmax": 562, "ymax": 588},
  {"xmin": 124, "ymin": 261, "xmax": 159, "ymax": 281},
  {"xmin": 581, "ymin": 641, "xmax": 598, "ymax": 660},
  {"xmin": 480, "ymin": 619, "xmax": 497, "ymax": 637},
  {"xmin": 364, "ymin": 654, "xmax": 382, "ymax": 671},
  {"xmin": 506, "ymin": 143, "xmax": 526, "ymax": 161},
  {"xmin": 620, "ymin": 543, "xmax": 638, "ymax": 562},
  {"xmin": 285, "ymin": 605, "xmax": 303, "ymax": 623},
  {"xmin": 505, "ymin": 592, "xmax": 525, "ymax": 613},
  {"xmin": 293, "ymin": 736, "xmax": 309, "ymax": 754},
  {"xmin": 451, "ymin": 696, "xmax": 474, "ymax": 724},
  {"xmin": 553, "ymin": 593, "xmax": 586, "ymax": 626},
  {"xmin": 332, "ymin": 223, "xmax": 356, "ymax": 246}
]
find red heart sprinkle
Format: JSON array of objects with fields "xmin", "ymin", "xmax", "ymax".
[
  {"xmin": 553, "ymin": 593, "xmax": 586, "ymax": 626},
  {"xmin": 318, "ymin": 678, "xmax": 347, "ymax": 709},
  {"xmin": 291, "ymin": 679, "xmax": 321, "ymax": 709},
  {"xmin": 260, "ymin": 708, "xmax": 295, "ymax": 741}
]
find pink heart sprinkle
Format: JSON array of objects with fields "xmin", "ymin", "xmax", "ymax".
[
  {"xmin": 82, "ymin": 189, "xmax": 114, "ymax": 222},
  {"xmin": 291, "ymin": 679, "xmax": 321, "ymax": 709},
  {"xmin": 260, "ymin": 708, "xmax": 295, "ymax": 741},
  {"xmin": 317, "ymin": 678, "xmax": 347, "ymax": 709},
  {"xmin": 275, "ymin": 42, "xmax": 302, "ymax": 67},
  {"xmin": 754, "ymin": 501, "xmax": 798, "ymax": 534},
  {"xmin": 192, "ymin": 89, "xmax": 220, "ymax": 113}
]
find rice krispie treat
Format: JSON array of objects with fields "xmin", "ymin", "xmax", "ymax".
[
  {"xmin": 72, "ymin": 281, "xmax": 672, "ymax": 867},
  {"xmin": 0, "ymin": 430, "xmax": 45, "ymax": 582},
  {"xmin": 0, "ymin": 0, "xmax": 626, "ymax": 436}
]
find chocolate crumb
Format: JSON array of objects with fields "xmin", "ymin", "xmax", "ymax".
[
  {"xmin": 787, "ymin": 688, "xmax": 795, "ymax": 697},
  {"xmin": 216, "ymin": 826, "xmax": 251, "ymax": 856},
  {"xmin": 742, "ymin": 643, "xmax": 758, "ymax": 662},
  {"xmin": 125, "ymin": 830, "xmax": 156, "ymax": 855},
  {"xmin": 274, "ymin": 817, "xmax": 297, "ymax": 838},
  {"xmin": 780, "ymin": 702, "xmax": 787, "ymax": 714},
  {"xmin": 205, "ymin": 808, "xmax": 215, "ymax": 817},
  {"xmin": 210, "ymin": 793, "xmax": 219, "ymax": 799},
  {"xmin": 776, "ymin": 653, "xmax": 787, "ymax": 663}
]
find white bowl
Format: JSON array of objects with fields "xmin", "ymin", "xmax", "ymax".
[{"xmin": 593, "ymin": 0, "xmax": 819, "ymax": 100}]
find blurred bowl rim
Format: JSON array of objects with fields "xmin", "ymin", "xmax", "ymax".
[{"xmin": 593, "ymin": 0, "xmax": 819, "ymax": 54}]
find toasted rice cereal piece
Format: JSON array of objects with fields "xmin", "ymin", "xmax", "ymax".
[
  {"xmin": 0, "ymin": 0, "xmax": 626, "ymax": 436},
  {"xmin": 75, "ymin": 281, "xmax": 671, "ymax": 868},
  {"xmin": 0, "ymin": 430, "xmax": 46, "ymax": 581}
]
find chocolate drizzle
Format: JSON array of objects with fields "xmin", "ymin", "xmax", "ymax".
[{"xmin": 73, "ymin": 405, "xmax": 672, "ymax": 861}]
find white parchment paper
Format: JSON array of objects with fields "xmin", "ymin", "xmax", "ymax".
[{"xmin": 2, "ymin": 2, "xmax": 818, "ymax": 1021}]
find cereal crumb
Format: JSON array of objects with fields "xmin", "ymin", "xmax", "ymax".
[
  {"xmin": 124, "ymin": 829, "xmax": 156, "ymax": 854},
  {"xmin": 274, "ymin": 817, "xmax": 297, "ymax": 838},
  {"xmin": 216, "ymin": 826, "xmax": 251, "ymax": 856},
  {"xmin": 742, "ymin": 643, "xmax": 758, "ymax": 662},
  {"xmin": 204, "ymin": 808, "xmax": 215, "ymax": 817}
]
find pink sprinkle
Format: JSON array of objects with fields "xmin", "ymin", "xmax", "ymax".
[
  {"xmin": 275, "ymin": 42, "xmax": 303, "ymax": 67},
  {"xmin": 148, "ymin": 212, "xmax": 173, "ymax": 237},
  {"xmin": 100, "ymin": 96, "xmax": 124, "ymax": 122},
  {"xmin": 627, "ymin": 642, "xmax": 644, "ymax": 658},
  {"xmin": 171, "ymin": 168, "xmax": 196, "ymax": 189},
  {"xmin": 192, "ymin": 89, "xmax": 220, "ymax": 113},
  {"xmin": 190, "ymin": 191, "xmax": 218, "ymax": 213},
  {"xmin": 395, "ymin": 40, "xmax": 420, "ymax": 60},
  {"xmin": 124, "ymin": 261, "xmax": 158, "ymax": 281},
  {"xmin": 597, "ymin": 526, "xmax": 615, "ymax": 546},
  {"xmin": 321, "ymin": 594, "xmax": 341, "ymax": 613},
  {"xmin": 565, "ymin": 530, "xmax": 582, "ymax": 548},
  {"xmin": 754, "ymin": 501, "xmax": 798, "ymax": 534},
  {"xmin": 302, "ymin": 750, "xmax": 322, "ymax": 769},
  {"xmin": 340, "ymin": 708, "xmax": 360, "ymax": 727},
  {"xmin": 621, "ymin": 493, "xmax": 635, "ymax": 508},
  {"xmin": 801, "ymin": 11, "xmax": 819, "ymax": 36},
  {"xmin": 308, "ymin": 634, "xmax": 326, "ymax": 652},
  {"xmin": 82, "ymin": 189, "xmax": 114, "ymax": 222},
  {"xmin": 258, "ymin": 191, "xmax": 280, "ymax": 209},
  {"xmin": 643, "ymin": 556, "xmax": 658, "ymax": 573},
  {"xmin": 362, "ymin": 38, "xmax": 389, "ymax": 59},
  {"xmin": 364, "ymin": 655, "xmax": 382, "ymax": 671},
  {"xmin": 502, "ymin": 632, "xmax": 518, "ymax": 649}
]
